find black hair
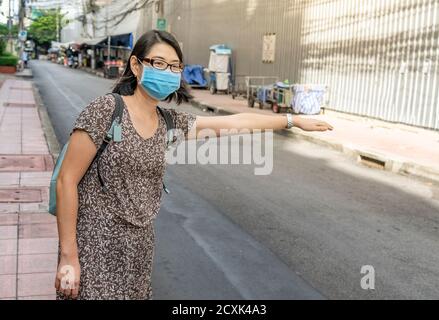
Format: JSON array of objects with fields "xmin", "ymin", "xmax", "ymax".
[{"xmin": 112, "ymin": 30, "xmax": 192, "ymax": 104}]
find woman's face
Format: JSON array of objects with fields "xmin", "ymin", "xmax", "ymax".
[{"xmin": 131, "ymin": 43, "xmax": 181, "ymax": 80}]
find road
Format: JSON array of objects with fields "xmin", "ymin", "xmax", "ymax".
[{"xmin": 32, "ymin": 59, "xmax": 439, "ymax": 299}]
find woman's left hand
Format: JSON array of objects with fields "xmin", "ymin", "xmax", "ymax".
[{"xmin": 295, "ymin": 117, "xmax": 334, "ymax": 132}]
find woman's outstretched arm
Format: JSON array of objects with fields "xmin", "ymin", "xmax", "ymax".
[{"xmin": 188, "ymin": 113, "xmax": 333, "ymax": 139}]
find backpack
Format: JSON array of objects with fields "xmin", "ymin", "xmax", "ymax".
[{"xmin": 48, "ymin": 93, "xmax": 176, "ymax": 216}]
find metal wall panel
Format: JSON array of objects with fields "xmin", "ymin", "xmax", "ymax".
[{"xmin": 162, "ymin": 0, "xmax": 439, "ymax": 130}]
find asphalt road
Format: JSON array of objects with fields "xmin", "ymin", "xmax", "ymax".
[{"xmin": 32, "ymin": 59, "xmax": 439, "ymax": 299}]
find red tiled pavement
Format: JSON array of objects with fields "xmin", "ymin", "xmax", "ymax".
[
  {"xmin": 0, "ymin": 255, "xmax": 16, "ymax": 275},
  {"xmin": 0, "ymin": 213, "xmax": 18, "ymax": 225},
  {"xmin": 19, "ymin": 202, "xmax": 49, "ymax": 213},
  {"xmin": 0, "ymin": 274, "xmax": 16, "ymax": 299},
  {"xmin": 18, "ymin": 253, "xmax": 57, "ymax": 274},
  {"xmin": 20, "ymin": 172, "xmax": 52, "ymax": 187},
  {"xmin": 0, "ymin": 225, "xmax": 17, "ymax": 239},
  {"xmin": 0, "ymin": 173, "xmax": 19, "ymax": 186},
  {"xmin": 17, "ymin": 273, "xmax": 54, "ymax": 297},
  {"xmin": 17, "ymin": 295, "xmax": 56, "ymax": 300},
  {"xmin": 3, "ymin": 86, "xmax": 36, "ymax": 107},
  {"xmin": 0, "ymin": 77, "xmax": 57, "ymax": 300},
  {"xmin": 18, "ymin": 238, "xmax": 58, "ymax": 255},
  {"xmin": 0, "ymin": 155, "xmax": 52, "ymax": 172},
  {"xmin": 19, "ymin": 223, "xmax": 58, "ymax": 239},
  {"xmin": 0, "ymin": 239, "xmax": 17, "ymax": 256},
  {"xmin": 19, "ymin": 212, "xmax": 56, "ymax": 225},
  {"xmin": 0, "ymin": 203, "xmax": 19, "ymax": 213},
  {"xmin": 0, "ymin": 188, "xmax": 42, "ymax": 203}
]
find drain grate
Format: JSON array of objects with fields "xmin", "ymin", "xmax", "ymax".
[
  {"xmin": 359, "ymin": 154, "xmax": 386, "ymax": 169},
  {"xmin": 0, "ymin": 188, "xmax": 42, "ymax": 203}
]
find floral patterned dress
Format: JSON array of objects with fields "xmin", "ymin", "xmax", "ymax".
[{"xmin": 56, "ymin": 94, "xmax": 196, "ymax": 300}]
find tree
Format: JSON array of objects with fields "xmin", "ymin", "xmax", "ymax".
[
  {"xmin": 28, "ymin": 9, "xmax": 66, "ymax": 49},
  {"xmin": 0, "ymin": 23, "xmax": 19, "ymax": 55},
  {"xmin": 0, "ymin": 23, "xmax": 19, "ymax": 38}
]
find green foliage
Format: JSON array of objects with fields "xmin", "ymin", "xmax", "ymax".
[
  {"xmin": 28, "ymin": 9, "xmax": 66, "ymax": 48},
  {"xmin": 0, "ymin": 23, "xmax": 19, "ymax": 56},
  {"xmin": 0, "ymin": 23, "xmax": 19, "ymax": 37},
  {"xmin": 0, "ymin": 53, "xmax": 19, "ymax": 66},
  {"xmin": 0, "ymin": 40, "xmax": 6, "ymax": 56}
]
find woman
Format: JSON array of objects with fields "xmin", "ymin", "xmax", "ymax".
[{"xmin": 55, "ymin": 30, "xmax": 333, "ymax": 300}]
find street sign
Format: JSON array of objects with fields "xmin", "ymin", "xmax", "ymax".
[
  {"xmin": 18, "ymin": 30, "xmax": 27, "ymax": 42},
  {"xmin": 157, "ymin": 18, "xmax": 167, "ymax": 31}
]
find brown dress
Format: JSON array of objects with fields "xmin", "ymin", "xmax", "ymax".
[{"xmin": 56, "ymin": 94, "xmax": 196, "ymax": 300}]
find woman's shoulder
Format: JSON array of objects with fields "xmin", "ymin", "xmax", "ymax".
[
  {"xmin": 72, "ymin": 94, "xmax": 118, "ymax": 147},
  {"xmin": 75, "ymin": 94, "xmax": 118, "ymax": 125},
  {"xmin": 88, "ymin": 94, "xmax": 117, "ymax": 111},
  {"xmin": 78, "ymin": 94, "xmax": 116, "ymax": 118}
]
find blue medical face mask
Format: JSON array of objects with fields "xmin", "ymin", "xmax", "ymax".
[{"xmin": 138, "ymin": 60, "xmax": 181, "ymax": 101}]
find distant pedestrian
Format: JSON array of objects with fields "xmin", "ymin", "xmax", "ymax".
[
  {"xmin": 54, "ymin": 29, "xmax": 333, "ymax": 300},
  {"xmin": 21, "ymin": 51, "xmax": 28, "ymax": 68}
]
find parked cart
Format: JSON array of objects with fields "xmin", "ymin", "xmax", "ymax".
[
  {"xmin": 231, "ymin": 75, "xmax": 248, "ymax": 99},
  {"xmin": 246, "ymin": 76, "xmax": 279, "ymax": 109},
  {"xmin": 271, "ymin": 81, "xmax": 294, "ymax": 113}
]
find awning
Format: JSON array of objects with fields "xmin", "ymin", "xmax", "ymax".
[
  {"xmin": 81, "ymin": 37, "xmax": 107, "ymax": 46},
  {"xmin": 108, "ymin": 33, "xmax": 132, "ymax": 49}
]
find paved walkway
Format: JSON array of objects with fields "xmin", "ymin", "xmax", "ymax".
[
  {"xmin": 191, "ymin": 89, "xmax": 439, "ymax": 184},
  {"xmin": 0, "ymin": 77, "xmax": 57, "ymax": 300}
]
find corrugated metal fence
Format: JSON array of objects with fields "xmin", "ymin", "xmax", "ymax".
[{"xmin": 162, "ymin": 0, "xmax": 439, "ymax": 130}]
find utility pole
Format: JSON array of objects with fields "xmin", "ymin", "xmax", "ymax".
[
  {"xmin": 18, "ymin": 0, "xmax": 25, "ymax": 60},
  {"xmin": 56, "ymin": 3, "xmax": 60, "ymax": 42},
  {"xmin": 18, "ymin": 0, "xmax": 24, "ymax": 31},
  {"xmin": 159, "ymin": 0, "xmax": 164, "ymax": 18},
  {"xmin": 105, "ymin": 1, "xmax": 111, "ymax": 64},
  {"xmin": 8, "ymin": 0, "xmax": 12, "ymax": 52}
]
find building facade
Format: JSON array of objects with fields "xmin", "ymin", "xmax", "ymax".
[{"xmin": 157, "ymin": 0, "xmax": 439, "ymax": 130}]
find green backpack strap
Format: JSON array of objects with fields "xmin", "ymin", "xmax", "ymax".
[
  {"xmin": 48, "ymin": 142, "xmax": 70, "ymax": 215},
  {"xmin": 94, "ymin": 93, "xmax": 124, "ymax": 193}
]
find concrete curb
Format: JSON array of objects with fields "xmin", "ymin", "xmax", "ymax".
[
  {"xmin": 32, "ymin": 84, "xmax": 61, "ymax": 161},
  {"xmin": 190, "ymin": 99, "xmax": 439, "ymax": 185},
  {"xmin": 191, "ymin": 99, "xmax": 234, "ymax": 116},
  {"xmin": 15, "ymin": 68, "xmax": 33, "ymax": 79}
]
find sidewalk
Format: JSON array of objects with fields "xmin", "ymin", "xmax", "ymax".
[
  {"xmin": 0, "ymin": 76, "xmax": 57, "ymax": 300},
  {"xmin": 191, "ymin": 89, "xmax": 439, "ymax": 184}
]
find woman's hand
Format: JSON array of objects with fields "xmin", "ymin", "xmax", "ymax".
[
  {"xmin": 55, "ymin": 253, "xmax": 81, "ymax": 299},
  {"xmin": 294, "ymin": 117, "xmax": 334, "ymax": 132}
]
